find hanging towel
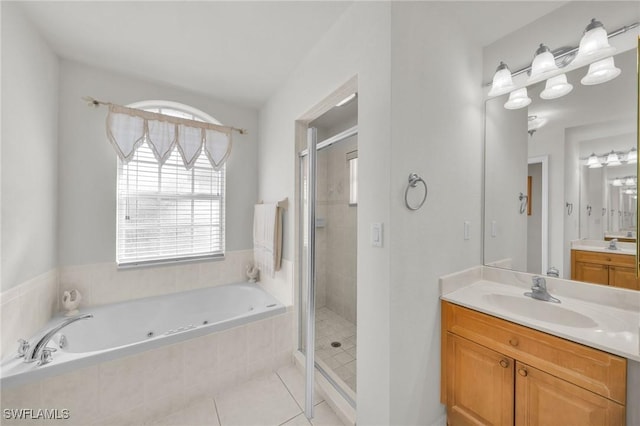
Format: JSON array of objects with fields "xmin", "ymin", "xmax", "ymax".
[{"xmin": 253, "ymin": 203, "xmax": 283, "ymax": 278}]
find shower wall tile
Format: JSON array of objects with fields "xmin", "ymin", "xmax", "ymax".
[{"xmin": 1, "ymin": 311, "xmax": 294, "ymax": 426}]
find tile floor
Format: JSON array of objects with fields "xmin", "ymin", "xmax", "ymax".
[
  {"xmin": 150, "ymin": 364, "xmax": 347, "ymax": 426},
  {"xmin": 314, "ymin": 307, "xmax": 357, "ymax": 392}
]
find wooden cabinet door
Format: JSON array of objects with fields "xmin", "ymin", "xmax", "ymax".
[
  {"xmin": 515, "ymin": 362, "xmax": 625, "ymax": 426},
  {"xmin": 446, "ymin": 333, "xmax": 514, "ymax": 426},
  {"xmin": 609, "ymin": 266, "xmax": 639, "ymax": 290},
  {"xmin": 573, "ymin": 262, "xmax": 609, "ymax": 285}
]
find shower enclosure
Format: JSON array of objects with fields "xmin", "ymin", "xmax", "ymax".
[{"xmin": 298, "ymin": 95, "xmax": 358, "ymax": 419}]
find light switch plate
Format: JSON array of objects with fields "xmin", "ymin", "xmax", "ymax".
[{"xmin": 371, "ymin": 223, "xmax": 383, "ymax": 247}]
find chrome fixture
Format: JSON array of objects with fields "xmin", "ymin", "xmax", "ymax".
[
  {"xmin": 519, "ymin": 192, "xmax": 529, "ymax": 214},
  {"xmin": 565, "ymin": 202, "xmax": 573, "ymax": 215},
  {"xmin": 608, "ymin": 239, "xmax": 619, "ymax": 250},
  {"xmin": 405, "ymin": 173, "xmax": 428, "ymax": 211},
  {"xmin": 22, "ymin": 313, "xmax": 93, "ymax": 365},
  {"xmin": 546, "ymin": 267, "xmax": 560, "ymax": 278},
  {"xmin": 525, "ymin": 276, "xmax": 560, "ymax": 303},
  {"xmin": 487, "ymin": 19, "xmax": 638, "ymax": 108}
]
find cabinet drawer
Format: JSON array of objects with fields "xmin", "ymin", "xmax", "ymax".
[
  {"xmin": 442, "ymin": 302, "xmax": 626, "ymax": 404},
  {"xmin": 572, "ymin": 249, "xmax": 635, "ymax": 267}
]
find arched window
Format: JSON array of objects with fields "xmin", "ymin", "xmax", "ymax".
[{"xmin": 116, "ymin": 101, "xmax": 225, "ymax": 266}]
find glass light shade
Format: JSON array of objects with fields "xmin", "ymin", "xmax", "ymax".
[
  {"xmin": 488, "ymin": 62, "xmax": 515, "ymax": 97},
  {"xmin": 540, "ymin": 74, "xmax": 573, "ymax": 99},
  {"xmin": 504, "ymin": 88, "xmax": 531, "ymax": 110},
  {"xmin": 625, "ymin": 177, "xmax": 636, "ymax": 186},
  {"xmin": 606, "ymin": 150, "xmax": 621, "ymax": 166},
  {"xmin": 625, "ymin": 189, "xmax": 634, "ymax": 195},
  {"xmin": 627, "ymin": 148, "xmax": 637, "ymax": 164},
  {"xmin": 612, "ymin": 178, "xmax": 623, "ymax": 186},
  {"xmin": 528, "ymin": 44, "xmax": 558, "ymax": 82},
  {"xmin": 576, "ymin": 19, "xmax": 613, "ymax": 59},
  {"xmin": 581, "ymin": 57, "xmax": 621, "ymax": 85},
  {"xmin": 587, "ymin": 153, "xmax": 602, "ymax": 168}
]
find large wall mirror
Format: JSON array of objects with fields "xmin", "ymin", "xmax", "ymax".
[{"xmin": 483, "ymin": 39, "xmax": 639, "ymax": 290}]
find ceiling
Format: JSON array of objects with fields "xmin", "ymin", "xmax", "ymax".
[{"xmin": 17, "ymin": 1, "xmax": 567, "ymax": 110}]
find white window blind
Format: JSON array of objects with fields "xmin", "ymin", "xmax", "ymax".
[{"xmin": 116, "ymin": 104, "xmax": 225, "ymax": 266}]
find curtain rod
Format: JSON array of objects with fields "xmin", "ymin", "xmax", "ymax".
[{"xmin": 82, "ymin": 96, "xmax": 247, "ymax": 135}]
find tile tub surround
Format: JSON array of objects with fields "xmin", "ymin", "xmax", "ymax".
[
  {"xmin": 0, "ymin": 311, "xmax": 295, "ymax": 426},
  {"xmin": 439, "ymin": 265, "xmax": 640, "ymax": 361},
  {"xmin": 0, "ymin": 270, "xmax": 58, "ymax": 360},
  {"xmin": 58, "ymin": 250, "xmax": 255, "ymax": 309}
]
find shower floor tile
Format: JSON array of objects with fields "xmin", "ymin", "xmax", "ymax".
[{"xmin": 314, "ymin": 307, "xmax": 357, "ymax": 392}]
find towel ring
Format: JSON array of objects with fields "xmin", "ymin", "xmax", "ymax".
[{"xmin": 404, "ymin": 173, "xmax": 427, "ymax": 211}]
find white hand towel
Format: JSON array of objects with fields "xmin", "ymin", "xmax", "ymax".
[{"xmin": 253, "ymin": 203, "xmax": 282, "ymax": 278}]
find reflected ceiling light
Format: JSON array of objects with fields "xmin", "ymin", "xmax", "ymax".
[
  {"xmin": 528, "ymin": 44, "xmax": 558, "ymax": 83},
  {"xmin": 335, "ymin": 93, "xmax": 357, "ymax": 107},
  {"xmin": 613, "ymin": 178, "xmax": 623, "ymax": 187},
  {"xmin": 540, "ymin": 74, "xmax": 573, "ymax": 99},
  {"xmin": 625, "ymin": 189, "xmax": 635, "ymax": 195},
  {"xmin": 627, "ymin": 148, "xmax": 637, "ymax": 164},
  {"xmin": 581, "ymin": 57, "xmax": 621, "ymax": 85},
  {"xmin": 625, "ymin": 177, "xmax": 636, "ymax": 186},
  {"xmin": 587, "ymin": 153, "xmax": 602, "ymax": 168},
  {"xmin": 504, "ymin": 88, "xmax": 531, "ymax": 110},
  {"xmin": 576, "ymin": 19, "xmax": 616, "ymax": 61},
  {"xmin": 488, "ymin": 62, "xmax": 515, "ymax": 97},
  {"xmin": 606, "ymin": 150, "xmax": 621, "ymax": 166}
]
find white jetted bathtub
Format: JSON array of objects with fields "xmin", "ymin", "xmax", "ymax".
[{"xmin": 1, "ymin": 282, "xmax": 286, "ymax": 389}]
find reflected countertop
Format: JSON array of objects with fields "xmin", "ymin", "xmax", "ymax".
[{"xmin": 571, "ymin": 239, "xmax": 636, "ymax": 255}]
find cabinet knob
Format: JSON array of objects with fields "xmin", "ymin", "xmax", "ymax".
[
  {"xmin": 509, "ymin": 338, "xmax": 519, "ymax": 347},
  {"xmin": 518, "ymin": 368, "xmax": 528, "ymax": 377},
  {"xmin": 499, "ymin": 359, "xmax": 509, "ymax": 368}
]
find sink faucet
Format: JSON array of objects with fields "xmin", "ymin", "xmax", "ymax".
[
  {"xmin": 21, "ymin": 313, "xmax": 93, "ymax": 365},
  {"xmin": 525, "ymin": 276, "xmax": 560, "ymax": 304},
  {"xmin": 608, "ymin": 238, "xmax": 618, "ymax": 250}
]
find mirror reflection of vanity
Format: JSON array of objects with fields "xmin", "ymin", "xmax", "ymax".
[{"xmin": 483, "ymin": 14, "xmax": 639, "ymax": 290}]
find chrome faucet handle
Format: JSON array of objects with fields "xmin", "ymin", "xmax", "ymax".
[
  {"xmin": 37, "ymin": 348, "xmax": 54, "ymax": 366},
  {"xmin": 16, "ymin": 339, "xmax": 30, "ymax": 358},
  {"xmin": 531, "ymin": 276, "xmax": 546, "ymax": 290}
]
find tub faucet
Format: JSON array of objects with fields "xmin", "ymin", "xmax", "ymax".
[
  {"xmin": 608, "ymin": 239, "xmax": 618, "ymax": 250},
  {"xmin": 22, "ymin": 313, "xmax": 93, "ymax": 365},
  {"xmin": 525, "ymin": 276, "xmax": 560, "ymax": 304}
]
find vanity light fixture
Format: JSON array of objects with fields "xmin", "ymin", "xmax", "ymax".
[
  {"xmin": 586, "ymin": 153, "xmax": 602, "ymax": 168},
  {"xmin": 625, "ymin": 177, "xmax": 636, "ymax": 186},
  {"xmin": 488, "ymin": 62, "xmax": 515, "ymax": 97},
  {"xmin": 606, "ymin": 150, "xmax": 621, "ymax": 166},
  {"xmin": 612, "ymin": 178, "xmax": 623, "ymax": 187},
  {"xmin": 627, "ymin": 148, "xmax": 637, "ymax": 164},
  {"xmin": 528, "ymin": 44, "xmax": 558, "ymax": 83},
  {"xmin": 504, "ymin": 88, "xmax": 531, "ymax": 110},
  {"xmin": 581, "ymin": 56, "xmax": 621, "ymax": 85},
  {"xmin": 540, "ymin": 74, "xmax": 573, "ymax": 99},
  {"xmin": 575, "ymin": 19, "xmax": 616, "ymax": 61}
]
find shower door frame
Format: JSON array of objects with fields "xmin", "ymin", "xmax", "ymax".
[
  {"xmin": 298, "ymin": 126, "xmax": 359, "ymax": 417},
  {"xmin": 294, "ymin": 76, "xmax": 358, "ymax": 421}
]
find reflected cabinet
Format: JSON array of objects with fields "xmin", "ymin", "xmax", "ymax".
[
  {"xmin": 441, "ymin": 302, "xmax": 627, "ymax": 426},
  {"xmin": 571, "ymin": 249, "xmax": 640, "ymax": 290}
]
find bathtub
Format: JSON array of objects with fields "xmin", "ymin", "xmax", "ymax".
[{"xmin": 1, "ymin": 282, "xmax": 286, "ymax": 389}]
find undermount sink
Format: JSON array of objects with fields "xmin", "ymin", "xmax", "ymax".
[{"xmin": 482, "ymin": 294, "xmax": 598, "ymax": 329}]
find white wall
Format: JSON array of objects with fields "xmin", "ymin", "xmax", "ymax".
[
  {"xmin": 258, "ymin": 3, "xmax": 392, "ymax": 423},
  {"xmin": 1, "ymin": 3, "xmax": 59, "ymax": 291},
  {"xmin": 389, "ymin": 3, "xmax": 483, "ymax": 424},
  {"xmin": 57, "ymin": 60, "xmax": 259, "ymax": 267}
]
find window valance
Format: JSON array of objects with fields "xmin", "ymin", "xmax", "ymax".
[{"xmin": 106, "ymin": 104, "xmax": 232, "ymax": 170}]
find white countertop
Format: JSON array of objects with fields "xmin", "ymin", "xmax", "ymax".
[
  {"xmin": 571, "ymin": 239, "xmax": 636, "ymax": 255},
  {"xmin": 440, "ymin": 266, "xmax": 640, "ymax": 362}
]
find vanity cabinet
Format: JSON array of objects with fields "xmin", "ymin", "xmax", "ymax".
[
  {"xmin": 441, "ymin": 301, "xmax": 627, "ymax": 426},
  {"xmin": 571, "ymin": 249, "xmax": 639, "ymax": 290}
]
